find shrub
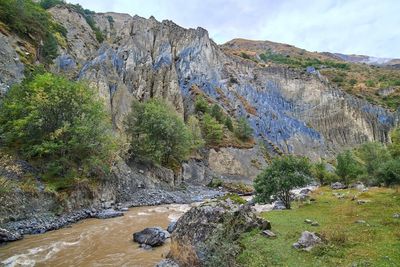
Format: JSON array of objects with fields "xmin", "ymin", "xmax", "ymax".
[
  {"xmin": 312, "ymin": 161, "xmax": 331, "ymax": 185},
  {"xmin": 201, "ymin": 114, "xmax": 223, "ymax": 145},
  {"xmin": 224, "ymin": 116, "xmax": 233, "ymax": 131},
  {"xmin": 235, "ymin": 117, "xmax": 253, "ymax": 141},
  {"xmin": 186, "ymin": 115, "xmax": 205, "ymax": 151},
  {"xmin": 0, "ymin": 73, "xmax": 116, "ymax": 179},
  {"xmin": 254, "ymin": 155, "xmax": 312, "ymax": 209},
  {"xmin": 389, "ymin": 127, "xmax": 400, "ymax": 158},
  {"xmin": 335, "ymin": 150, "xmax": 364, "ymax": 185},
  {"xmin": 125, "ymin": 99, "xmax": 194, "ymax": 166},
  {"xmin": 208, "ymin": 177, "xmax": 223, "ymax": 188},
  {"xmin": 39, "ymin": 0, "xmax": 64, "ymax": 9},
  {"xmin": 210, "ymin": 104, "xmax": 224, "ymax": 123},
  {"xmin": 195, "ymin": 96, "xmax": 209, "ymax": 113},
  {"xmin": 376, "ymin": 159, "xmax": 400, "ymax": 186}
]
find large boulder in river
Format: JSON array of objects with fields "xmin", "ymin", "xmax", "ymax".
[
  {"xmin": 133, "ymin": 227, "xmax": 167, "ymax": 247},
  {"xmin": 0, "ymin": 228, "xmax": 22, "ymax": 243},
  {"xmin": 168, "ymin": 200, "xmax": 270, "ymax": 266}
]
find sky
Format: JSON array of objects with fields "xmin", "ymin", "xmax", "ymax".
[{"xmin": 69, "ymin": 0, "xmax": 400, "ymax": 58}]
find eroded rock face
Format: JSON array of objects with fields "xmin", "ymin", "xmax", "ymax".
[
  {"xmin": 168, "ymin": 200, "xmax": 270, "ymax": 266},
  {"xmin": 44, "ymin": 7, "xmax": 398, "ymax": 160}
]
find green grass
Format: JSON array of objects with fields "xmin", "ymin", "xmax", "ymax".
[{"xmin": 237, "ymin": 187, "xmax": 400, "ymax": 267}]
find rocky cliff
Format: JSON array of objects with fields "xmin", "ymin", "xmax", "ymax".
[{"xmin": 1, "ymin": 4, "xmax": 398, "ymax": 180}]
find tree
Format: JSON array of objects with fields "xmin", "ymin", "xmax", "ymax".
[
  {"xmin": 376, "ymin": 158, "xmax": 400, "ymax": 186},
  {"xmin": 254, "ymin": 155, "xmax": 312, "ymax": 209},
  {"xmin": 210, "ymin": 104, "xmax": 224, "ymax": 122},
  {"xmin": 335, "ymin": 150, "xmax": 364, "ymax": 185},
  {"xmin": 125, "ymin": 99, "xmax": 193, "ymax": 166},
  {"xmin": 0, "ymin": 73, "xmax": 116, "ymax": 178},
  {"xmin": 235, "ymin": 117, "xmax": 252, "ymax": 141},
  {"xmin": 201, "ymin": 113, "xmax": 223, "ymax": 145},
  {"xmin": 195, "ymin": 96, "xmax": 209, "ymax": 113},
  {"xmin": 224, "ymin": 116, "xmax": 233, "ymax": 131},
  {"xmin": 187, "ymin": 115, "xmax": 205, "ymax": 151},
  {"xmin": 312, "ymin": 161, "xmax": 329, "ymax": 185},
  {"xmin": 389, "ymin": 127, "xmax": 400, "ymax": 158}
]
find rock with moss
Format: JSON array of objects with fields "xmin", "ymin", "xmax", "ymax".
[{"xmin": 168, "ymin": 200, "xmax": 270, "ymax": 266}]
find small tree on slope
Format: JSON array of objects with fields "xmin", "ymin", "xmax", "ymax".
[{"xmin": 254, "ymin": 155, "xmax": 312, "ymax": 209}]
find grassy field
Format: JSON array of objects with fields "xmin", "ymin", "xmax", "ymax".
[{"xmin": 237, "ymin": 187, "xmax": 400, "ymax": 267}]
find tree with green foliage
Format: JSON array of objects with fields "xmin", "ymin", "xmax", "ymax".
[
  {"xmin": 195, "ymin": 96, "xmax": 209, "ymax": 113},
  {"xmin": 125, "ymin": 99, "xmax": 194, "ymax": 166},
  {"xmin": 224, "ymin": 116, "xmax": 233, "ymax": 131},
  {"xmin": 335, "ymin": 150, "xmax": 364, "ymax": 185},
  {"xmin": 389, "ymin": 127, "xmax": 400, "ymax": 158},
  {"xmin": 0, "ymin": 73, "xmax": 116, "ymax": 179},
  {"xmin": 201, "ymin": 113, "xmax": 224, "ymax": 145},
  {"xmin": 254, "ymin": 155, "xmax": 312, "ymax": 209},
  {"xmin": 39, "ymin": 0, "xmax": 64, "ymax": 9},
  {"xmin": 312, "ymin": 161, "xmax": 329, "ymax": 185},
  {"xmin": 187, "ymin": 115, "xmax": 205, "ymax": 151},
  {"xmin": 235, "ymin": 117, "xmax": 253, "ymax": 141},
  {"xmin": 376, "ymin": 158, "xmax": 400, "ymax": 186},
  {"xmin": 210, "ymin": 104, "xmax": 224, "ymax": 122}
]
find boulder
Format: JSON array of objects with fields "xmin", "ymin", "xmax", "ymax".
[
  {"xmin": 167, "ymin": 221, "xmax": 177, "ymax": 234},
  {"xmin": 133, "ymin": 227, "xmax": 167, "ymax": 247},
  {"xmin": 0, "ymin": 228, "xmax": 22, "ymax": 243},
  {"xmin": 156, "ymin": 259, "xmax": 180, "ymax": 267},
  {"xmin": 311, "ymin": 222, "xmax": 319, "ymax": 227},
  {"xmin": 168, "ymin": 200, "xmax": 270, "ymax": 266},
  {"xmin": 272, "ymin": 200, "xmax": 286, "ymax": 210},
  {"xmin": 94, "ymin": 209, "xmax": 124, "ymax": 219},
  {"xmin": 304, "ymin": 219, "xmax": 312, "ymax": 224},
  {"xmin": 331, "ymin": 182, "xmax": 346, "ymax": 190},
  {"xmin": 262, "ymin": 230, "xmax": 276, "ymax": 238},
  {"xmin": 393, "ymin": 213, "xmax": 400, "ymax": 219},
  {"xmin": 292, "ymin": 231, "xmax": 322, "ymax": 251}
]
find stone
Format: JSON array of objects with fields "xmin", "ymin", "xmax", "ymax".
[
  {"xmin": 169, "ymin": 200, "xmax": 270, "ymax": 266},
  {"xmin": 299, "ymin": 188, "xmax": 312, "ymax": 195},
  {"xmin": 304, "ymin": 219, "xmax": 312, "ymax": 224},
  {"xmin": 357, "ymin": 199, "xmax": 371, "ymax": 205},
  {"xmin": 0, "ymin": 228, "xmax": 23, "ymax": 243},
  {"xmin": 311, "ymin": 222, "xmax": 319, "ymax": 226},
  {"xmin": 140, "ymin": 243, "xmax": 153, "ymax": 250},
  {"xmin": 331, "ymin": 182, "xmax": 346, "ymax": 190},
  {"xmin": 273, "ymin": 200, "xmax": 286, "ymax": 210},
  {"xmin": 355, "ymin": 220, "xmax": 366, "ymax": 224},
  {"xmin": 292, "ymin": 231, "xmax": 322, "ymax": 251},
  {"xmin": 133, "ymin": 227, "xmax": 167, "ymax": 247},
  {"xmin": 94, "ymin": 209, "xmax": 124, "ymax": 219},
  {"xmin": 167, "ymin": 221, "xmax": 177, "ymax": 233},
  {"xmin": 393, "ymin": 213, "xmax": 400, "ymax": 219},
  {"xmin": 262, "ymin": 230, "xmax": 276, "ymax": 238},
  {"xmin": 156, "ymin": 259, "xmax": 180, "ymax": 267}
]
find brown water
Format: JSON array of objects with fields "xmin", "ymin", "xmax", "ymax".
[{"xmin": 0, "ymin": 204, "xmax": 193, "ymax": 267}]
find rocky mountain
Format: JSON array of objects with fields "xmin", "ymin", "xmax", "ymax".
[{"xmin": 0, "ymin": 3, "xmax": 399, "ymax": 179}]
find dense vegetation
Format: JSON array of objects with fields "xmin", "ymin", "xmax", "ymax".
[
  {"xmin": 125, "ymin": 99, "xmax": 202, "ymax": 168},
  {"xmin": 0, "ymin": 0, "xmax": 67, "ymax": 64},
  {"xmin": 0, "ymin": 73, "xmax": 117, "ymax": 188},
  {"xmin": 254, "ymin": 155, "xmax": 312, "ymax": 209}
]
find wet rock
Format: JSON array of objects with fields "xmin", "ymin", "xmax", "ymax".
[
  {"xmin": 140, "ymin": 243, "xmax": 153, "ymax": 250},
  {"xmin": 133, "ymin": 227, "xmax": 167, "ymax": 247},
  {"xmin": 331, "ymin": 182, "xmax": 346, "ymax": 190},
  {"xmin": 167, "ymin": 221, "xmax": 177, "ymax": 234},
  {"xmin": 262, "ymin": 230, "xmax": 276, "ymax": 238},
  {"xmin": 156, "ymin": 259, "xmax": 180, "ymax": 267},
  {"xmin": 292, "ymin": 231, "xmax": 322, "ymax": 251},
  {"xmin": 94, "ymin": 209, "xmax": 124, "ymax": 219},
  {"xmin": 0, "ymin": 228, "xmax": 22, "ymax": 243},
  {"xmin": 169, "ymin": 200, "xmax": 270, "ymax": 266}
]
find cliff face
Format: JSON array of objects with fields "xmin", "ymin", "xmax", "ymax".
[{"xmin": 46, "ymin": 6, "xmax": 396, "ymax": 159}]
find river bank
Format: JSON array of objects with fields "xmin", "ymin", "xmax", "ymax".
[{"xmin": 0, "ymin": 186, "xmax": 224, "ymax": 245}]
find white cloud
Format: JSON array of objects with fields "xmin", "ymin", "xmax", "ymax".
[{"xmin": 68, "ymin": 0, "xmax": 400, "ymax": 58}]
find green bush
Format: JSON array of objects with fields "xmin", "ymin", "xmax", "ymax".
[
  {"xmin": 210, "ymin": 104, "xmax": 224, "ymax": 123},
  {"xmin": 254, "ymin": 155, "xmax": 312, "ymax": 209},
  {"xmin": 195, "ymin": 96, "xmax": 209, "ymax": 113},
  {"xmin": 376, "ymin": 159, "xmax": 400, "ymax": 186},
  {"xmin": 335, "ymin": 150, "xmax": 364, "ymax": 185},
  {"xmin": 39, "ymin": 0, "xmax": 64, "ymax": 9},
  {"xmin": 0, "ymin": 73, "xmax": 116, "ymax": 179},
  {"xmin": 235, "ymin": 117, "xmax": 253, "ymax": 141},
  {"xmin": 224, "ymin": 116, "xmax": 233, "ymax": 131},
  {"xmin": 201, "ymin": 113, "xmax": 223, "ymax": 145},
  {"xmin": 186, "ymin": 115, "xmax": 205, "ymax": 150},
  {"xmin": 125, "ymin": 99, "xmax": 196, "ymax": 166}
]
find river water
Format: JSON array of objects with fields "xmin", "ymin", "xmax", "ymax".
[{"xmin": 0, "ymin": 204, "xmax": 194, "ymax": 267}]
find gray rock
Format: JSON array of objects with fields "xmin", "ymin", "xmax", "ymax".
[
  {"xmin": 355, "ymin": 220, "xmax": 366, "ymax": 224},
  {"xmin": 272, "ymin": 200, "xmax": 286, "ymax": 210},
  {"xmin": 393, "ymin": 213, "xmax": 400, "ymax": 219},
  {"xmin": 156, "ymin": 259, "xmax": 180, "ymax": 267},
  {"xmin": 292, "ymin": 231, "xmax": 322, "ymax": 251},
  {"xmin": 331, "ymin": 182, "xmax": 346, "ymax": 190},
  {"xmin": 311, "ymin": 222, "xmax": 319, "ymax": 226},
  {"xmin": 94, "ymin": 209, "xmax": 124, "ymax": 219},
  {"xmin": 262, "ymin": 230, "xmax": 276, "ymax": 238},
  {"xmin": 357, "ymin": 199, "xmax": 371, "ymax": 205},
  {"xmin": 167, "ymin": 221, "xmax": 177, "ymax": 234},
  {"xmin": 304, "ymin": 219, "xmax": 312, "ymax": 224},
  {"xmin": 0, "ymin": 228, "xmax": 22, "ymax": 243},
  {"xmin": 133, "ymin": 227, "xmax": 167, "ymax": 247}
]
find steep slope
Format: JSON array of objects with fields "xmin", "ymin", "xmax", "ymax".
[{"xmin": 46, "ymin": 7, "xmax": 397, "ymax": 161}]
